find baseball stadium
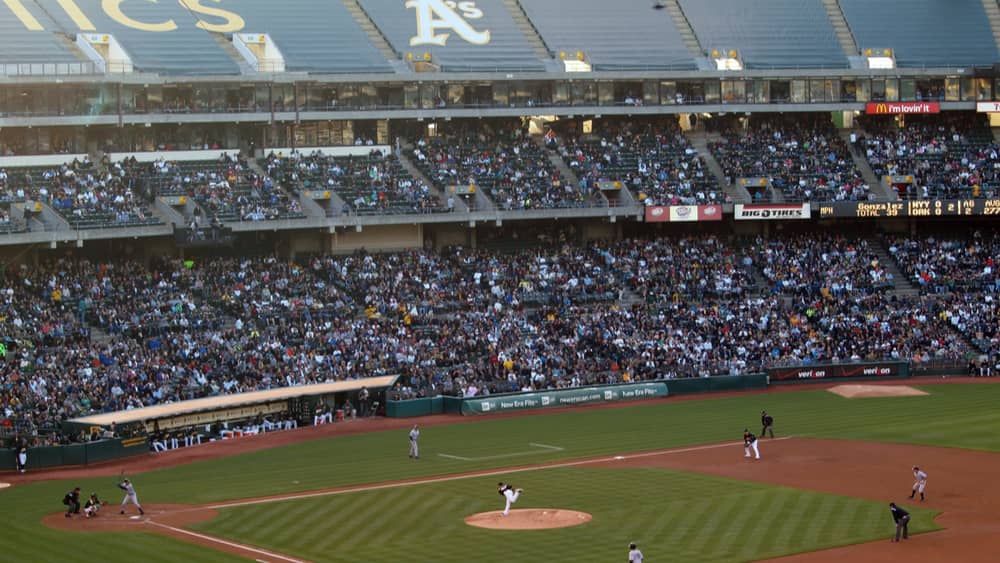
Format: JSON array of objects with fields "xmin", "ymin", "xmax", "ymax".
[{"xmin": 1, "ymin": 0, "xmax": 1000, "ymax": 561}]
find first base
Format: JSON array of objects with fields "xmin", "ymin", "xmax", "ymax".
[
  {"xmin": 130, "ymin": 516, "xmax": 141, "ymax": 520},
  {"xmin": 614, "ymin": 456, "xmax": 625, "ymax": 460}
]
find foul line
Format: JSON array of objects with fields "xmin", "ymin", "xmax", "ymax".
[
  {"xmin": 208, "ymin": 436, "xmax": 794, "ymax": 511},
  {"xmin": 437, "ymin": 442, "xmax": 565, "ymax": 461},
  {"xmin": 146, "ymin": 520, "xmax": 307, "ymax": 563}
]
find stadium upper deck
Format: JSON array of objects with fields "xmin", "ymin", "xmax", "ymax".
[{"xmin": 1, "ymin": 0, "xmax": 998, "ymax": 76}]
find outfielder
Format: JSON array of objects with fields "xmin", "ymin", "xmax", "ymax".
[
  {"xmin": 744, "ymin": 429, "xmax": 760, "ymax": 459},
  {"xmin": 910, "ymin": 466, "xmax": 928, "ymax": 501},
  {"xmin": 408, "ymin": 424, "xmax": 420, "ymax": 459},
  {"xmin": 498, "ymin": 482, "xmax": 523, "ymax": 516},
  {"xmin": 118, "ymin": 479, "xmax": 145, "ymax": 515}
]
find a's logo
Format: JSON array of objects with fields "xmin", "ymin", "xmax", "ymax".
[
  {"xmin": 604, "ymin": 390, "xmax": 614, "ymax": 400},
  {"xmin": 406, "ymin": 0, "xmax": 490, "ymax": 46},
  {"xmin": 704, "ymin": 206, "xmax": 718, "ymax": 216},
  {"xmin": 541, "ymin": 396, "xmax": 550, "ymax": 406},
  {"xmin": 650, "ymin": 207, "xmax": 665, "ymax": 216},
  {"xmin": 480, "ymin": 401, "xmax": 491, "ymax": 411}
]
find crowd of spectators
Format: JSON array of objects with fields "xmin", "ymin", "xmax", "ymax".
[
  {"xmin": 755, "ymin": 235, "xmax": 893, "ymax": 296},
  {"xmin": 263, "ymin": 149, "xmax": 446, "ymax": 215},
  {"xmin": 710, "ymin": 114, "xmax": 869, "ymax": 202},
  {"xmin": 0, "ymin": 157, "xmax": 160, "ymax": 228},
  {"xmin": 559, "ymin": 119, "xmax": 721, "ymax": 206},
  {"xmin": 141, "ymin": 154, "xmax": 303, "ymax": 222},
  {"xmin": 856, "ymin": 114, "xmax": 1000, "ymax": 200},
  {"xmin": 409, "ymin": 121, "xmax": 594, "ymax": 210},
  {"xmin": 886, "ymin": 230, "xmax": 999, "ymax": 294},
  {"xmin": 1, "ymin": 232, "xmax": 993, "ymax": 445}
]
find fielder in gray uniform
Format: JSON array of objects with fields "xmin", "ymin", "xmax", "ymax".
[
  {"xmin": 118, "ymin": 479, "xmax": 145, "ymax": 516},
  {"xmin": 408, "ymin": 424, "xmax": 420, "ymax": 459}
]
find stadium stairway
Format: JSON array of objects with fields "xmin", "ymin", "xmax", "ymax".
[
  {"xmin": 688, "ymin": 132, "xmax": 750, "ymax": 203},
  {"xmin": 873, "ymin": 241, "xmax": 920, "ymax": 298},
  {"xmin": 839, "ymin": 130, "xmax": 893, "ymax": 200},
  {"xmin": 660, "ymin": 0, "xmax": 710, "ymax": 66},
  {"xmin": 342, "ymin": 0, "xmax": 408, "ymax": 70},
  {"xmin": 395, "ymin": 148, "xmax": 471, "ymax": 213},
  {"xmin": 502, "ymin": 0, "xmax": 556, "ymax": 64},
  {"xmin": 821, "ymin": 0, "xmax": 861, "ymax": 62},
  {"xmin": 982, "ymin": 0, "xmax": 1000, "ymax": 52},
  {"xmin": 209, "ymin": 33, "xmax": 256, "ymax": 75}
]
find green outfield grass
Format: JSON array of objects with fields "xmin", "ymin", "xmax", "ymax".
[
  {"xmin": 2, "ymin": 381, "xmax": 997, "ymax": 562},
  {"xmin": 194, "ymin": 467, "xmax": 938, "ymax": 563}
]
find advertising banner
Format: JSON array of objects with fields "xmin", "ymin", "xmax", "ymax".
[
  {"xmin": 865, "ymin": 102, "xmax": 940, "ymax": 115},
  {"xmin": 768, "ymin": 362, "xmax": 908, "ymax": 381},
  {"xmin": 644, "ymin": 205, "xmax": 724, "ymax": 223},
  {"xmin": 461, "ymin": 382, "xmax": 668, "ymax": 415},
  {"xmin": 976, "ymin": 101, "xmax": 1000, "ymax": 113},
  {"xmin": 734, "ymin": 204, "xmax": 811, "ymax": 220}
]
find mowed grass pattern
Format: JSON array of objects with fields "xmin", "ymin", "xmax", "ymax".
[
  {"xmin": 196, "ymin": 467, "xmax": 938, "ymax": 563},
  {"xmin": 1, "ymin": 382, "xmax": 996, "ymax": 562}
]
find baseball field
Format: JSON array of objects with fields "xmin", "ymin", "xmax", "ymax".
[{"xmin": 4, "ymin": 379, "xmax": 1000, "ymax": 562}]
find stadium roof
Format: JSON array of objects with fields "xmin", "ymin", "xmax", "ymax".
[{"xmin": 2, "ymin": 0, "xmax": 997, "ymax": 76}]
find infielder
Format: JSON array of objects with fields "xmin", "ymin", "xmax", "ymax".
[
  {"xmin": 744, "ymin": 429, "xmax": 760, "ymax": 459},
  {"xmin": 408, "ymin": 424, "xmax": 420, "ymax": 459},
  {"xmin": 118, "ymin": 478, "xmax": 145, "ymax": 515},
  {"xmin": 909, "ymin": 466, "xmax": 928, "ymax": 501},
  {"xmin": 498, "ymin": 482, "xmax": 523, "ymax": 516}
]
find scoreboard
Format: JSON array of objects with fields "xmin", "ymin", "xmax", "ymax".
[{"xmin": 819, "ymin": 199, "xmax": 1000, "ymax": 218}]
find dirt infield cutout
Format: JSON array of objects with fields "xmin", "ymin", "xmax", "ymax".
[
  {"xmin": 828, "ymin": 384, "xmax": 929, "ymax": 398},
  {"xmin": 464, "ymin": 509, "xmax": 592, "ymax": 530}
]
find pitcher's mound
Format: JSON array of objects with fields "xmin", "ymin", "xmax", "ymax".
[
  {"xmin": 829, "ymin": 384, "xmax": 929, "ymax": 398},
  {"xmin": 465, "ymin": 509, "xmax": 592, "ymax": 530}
]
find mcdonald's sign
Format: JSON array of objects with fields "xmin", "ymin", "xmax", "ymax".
[{"xmin": 865, "ymin": 102, "xmax": 940, "ymax": 115}]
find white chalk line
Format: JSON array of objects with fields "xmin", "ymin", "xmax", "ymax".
[
  {"xmin": 437, "ymin": 442, "xmax": 565, "ymax": 461},
  {"xmin": 145, "ymin": 520, "xmax": 307, "ymax": 563},
  {"xmin": 208, "ymin": 436, "xmax": 794, "ymax": 511}
]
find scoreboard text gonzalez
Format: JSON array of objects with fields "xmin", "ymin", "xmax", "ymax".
[{"xmin": 820, "ymin": 199, "xmax": 1000, "ymax": 218}]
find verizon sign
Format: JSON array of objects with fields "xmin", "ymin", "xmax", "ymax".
[
  {"xmin": 976, "ymin": 101, "xmax": 1000, "ymax": 113},
  {"xmin": 865, "ymin": 102, "xmax": 940, "ymax": 115},
  {"xmin": 734, "ymin": 204, "xmax": 811, "ymax": 220}
]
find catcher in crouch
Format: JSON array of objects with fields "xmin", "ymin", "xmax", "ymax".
[
  {"xmin": 497, "ymin": 482, "xmax": 523, "ymax": 516},
  {"xmin": 83, "ymin": 493, "xmax": 104, "ymax": 518}
]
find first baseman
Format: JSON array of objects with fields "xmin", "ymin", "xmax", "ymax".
[
  {"xmin": 910, "ymin": 466, "xmax": 928, "ymax": 501},
  {"xmin": 409, "ymin": 424, "xmax": 420, "ymax": 459},
  {"xmin": 744, "ymin": 429, "xmax": 760, "ymax": 459},
  {"xmin": 118, "ymin": 479, "xmax": 145, "ymax": 515},
  {"xmin": 498, "ymin": 482, "xmax": 523, "ymax": 516}
]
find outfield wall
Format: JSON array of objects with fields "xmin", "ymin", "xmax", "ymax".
[
  {"xmin": 386, "ymin": 375, "xmax": 768, "ymax": 417},
  {"xmin": 0, "ymin": 436, "xmax": 148, "ymax": 471}
]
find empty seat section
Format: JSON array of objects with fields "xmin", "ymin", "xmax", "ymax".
[
  {"xmin": 679, "ymin": 0, "xmax": 847, "ymax": 69},
  {"xmin": 520, "ymin": 0, "xmax": 695, "ymax": 70},
  {"xmin": 37, "ymin": 0, "xmax": 238, "ymax": 74},
  {"xmin": 0, "ymin": 2, "xmax": 82, "ymax": 66},
  {"xmin": 359, "ymin": 0, "xmax": 543, "ymax": 71},
  {"xmin": 226, "ymin": 0, "xmax": 392, "ymax": 73},
  {"xmin": 840, "ymin": 0, "xmax": 999, "ymax": 68}
]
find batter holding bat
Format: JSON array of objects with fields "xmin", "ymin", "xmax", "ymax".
[{"xmin": 118, "ymin": 478, "xmax": 145, "ymax": 516}]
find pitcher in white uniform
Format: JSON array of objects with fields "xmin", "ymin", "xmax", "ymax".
[{"xmin": 497, "ymin": 482, "xmax": 523, "ymax": 516}]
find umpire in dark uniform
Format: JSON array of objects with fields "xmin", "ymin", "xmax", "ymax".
[
  {"xmin": 889, "ymin": 502, "xmax": 910, "ymax": 541},
  {"xmin": 761, "ymin": 410, "xmax": 774, "ymax": 439},
  {"xmin": 63, "ymin": 487, "xmax": 81, "ymax": 518}
]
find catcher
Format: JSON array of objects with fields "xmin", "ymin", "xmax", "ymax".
[{"xmin": 83, "ymin": 493, "xmax": 104, "ymax": 518}]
